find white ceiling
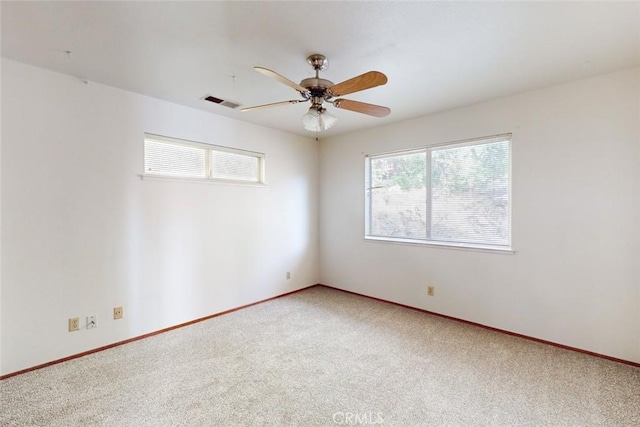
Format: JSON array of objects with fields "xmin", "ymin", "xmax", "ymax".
[{"xmin": 2, "ymin": 1, "xmax": 639, "ymax": 138}]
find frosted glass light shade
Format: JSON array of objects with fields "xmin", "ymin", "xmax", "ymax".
[
  {"xmin": 302, "ymin": 108, "xmax": 321, "ymax": 132},
  {"xmin": 319, "ymin": 109, "xmax": 337, "ymax": 130},
  {"xmin": 302, "ymin": 108, "xmax": 337, "ymax": 132}
]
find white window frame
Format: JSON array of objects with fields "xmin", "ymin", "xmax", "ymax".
[
  {"xmin": 142, "ymin": 133, "xmax": 265, "ymax": 185},
  {"xmin": 365, "ymin": 134, "xmax": 512, "ymax": 253}
]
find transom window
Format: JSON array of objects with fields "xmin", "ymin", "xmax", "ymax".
[
  {"xmin": 365, "ymin": 134, "xmax": 511, "ymax": 251},
  {"xmin": 144, "ymin": 134, "xmax": 265, "ymax": 184}
]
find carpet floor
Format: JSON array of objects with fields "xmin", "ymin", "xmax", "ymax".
[{"xmin": 1, "ymin": 286, "xmax": 639, "ymax": 426}]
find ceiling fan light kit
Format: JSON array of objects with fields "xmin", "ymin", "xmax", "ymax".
[
  {"xmin": 242, "ymin": 54, "xmax": 390, "ymax": 133},
  {"xmin": 302, "ymin": 106, "xmax": 337, "ymax": 132}
]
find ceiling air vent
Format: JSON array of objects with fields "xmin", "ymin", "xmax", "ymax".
[{"xmin": 203, "ymin": 95, "xmax": 241, "ymax": 109}]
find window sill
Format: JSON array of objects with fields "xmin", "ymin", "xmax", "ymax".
[
  {"xmin": 364, "ymin": 236, "xmax": 514, "ymax": 254},
  {"xmin": 139, "ymin": 174, "xmax": 267, "ymax": 187}
]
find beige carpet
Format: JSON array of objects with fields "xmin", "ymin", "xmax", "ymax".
[{"xmin": 1, "ymin": 286, "xmax": 639, "ymax": 426}]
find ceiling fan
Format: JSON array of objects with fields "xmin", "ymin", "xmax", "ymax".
[{"xmin": 241, "ymin": 54, "xmax": 390, "ymax": 132}]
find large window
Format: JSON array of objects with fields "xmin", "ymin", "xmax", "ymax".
[
  {"xmin": 144, "ymin": 134, "xmax": 264, "ymax": 184},
  {"xmin": 365, "ymin": 134, "xmax": 511, "ymax": 251}
]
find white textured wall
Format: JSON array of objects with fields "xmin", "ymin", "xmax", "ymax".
[
  {"xmin": 2, "ymin": 60, "xmax": 638, "ymax": 376},
  {"xmin": 1, "ymin": 59, "xmax": 319, "ymax": 375},
  {"xmin": 0, "ymin": 49, "xmax": 3, "ymax": 375},
  {"xmin": 319, "ymin": 68, "xmax": 640, "ymax": 363}
]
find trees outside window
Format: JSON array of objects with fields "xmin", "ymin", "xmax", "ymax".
[{"xmin": 366, "ymin": 135, "xmax": 511, "ymax": 250}]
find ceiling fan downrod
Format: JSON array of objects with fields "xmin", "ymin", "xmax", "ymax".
[{"xmin": 300, "ymin": 54, "xmax": 334, "ymax": 104}]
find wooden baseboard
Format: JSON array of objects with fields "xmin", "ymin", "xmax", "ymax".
[
  {"xmin": 4, "ymin": 283, "xmax": 637, "ymax": 380},
  {"xmin": 0, "ymin": 285, "xmax": 317, "ymax": 380},
  {"xmin": 317, "ymin": 284, "xmax": 640, "ymax": 368}
]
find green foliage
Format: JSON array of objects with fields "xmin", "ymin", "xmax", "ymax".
[
  {"xmin": 432, "ymin": 141, "xmax": 508, "ymax": 192},
  {"xmin": 372, "ymin": 152, "xmax": 426, "ymax": 191},
  {"xmin": 370, "ymin": 140, "xmax": 510, "ymax": 244}
]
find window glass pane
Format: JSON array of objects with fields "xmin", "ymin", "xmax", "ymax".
[
  {"xmin": 144, "ymin": 140, "xmax": 207, "ymax": 178},
  {"xmin": 211, "ymin": 151, "xmax": 261, "ymax": 182},
  {"xmin": 430, "ymin": 140, "xmax": 509, "ymax": 245},
  {"xmin": 370, "ymin": 152, "xmax": 427, "ymax": 239}
]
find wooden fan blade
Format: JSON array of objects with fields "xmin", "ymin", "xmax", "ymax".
[
  {"xmin": 241, "ymin": 100, "xmax": 304, "ymax": 112},
  {"xmin": 333, "ymin": 99, "xmax": 390, "ymax": 117},
  {"xmin": 329, "ymin": 71, "xmax": 387, "ymax": 97},
  {"xmin": 254, "ymin": 67, "xmax": 308, "ymax": 93}
]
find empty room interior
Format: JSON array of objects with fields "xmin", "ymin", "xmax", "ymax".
[{"xmin": 1, "ymin": 1, "xmax": 639, "ymax": 426}]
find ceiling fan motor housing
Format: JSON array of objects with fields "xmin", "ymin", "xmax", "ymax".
[{"xmin": 300, "ymin": 77, "xmax": 334, "ymax": 100}]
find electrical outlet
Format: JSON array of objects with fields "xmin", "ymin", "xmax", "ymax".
[
  {"xmin": 427, "ymin": 286, "xmax": 435, "ymax": 297},
  {"xmin": 286, "ymin": 271, "xmax": 291, "ymax": 280},
  {"xmin": 87, "ymin": 315, "xmax": 97, "ymax": 329},
  {"xmin": 68, "ymin": 317, "xmax": 80, "ymax": 332},
  {"xmin": 113, "ymin": 306, "xmax": 123, "ymax": 320}
]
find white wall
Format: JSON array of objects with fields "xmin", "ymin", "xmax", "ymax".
[
  {"xmin": 0, "ymin": 59, "xmax": 319, "ymax": 375},
  {"xmin": 319, "ymin": 68, "xmax": 640, "ymax": 363},
  {"xmin": 2, "ymin": 60, "xmax": 638, "ymax": 376}
]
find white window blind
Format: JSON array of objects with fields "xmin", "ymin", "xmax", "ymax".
[
  {"xmin": 369, "ymin": 151, "xmax": 427, "ymax": 239},
  {"xmin": 143, "ymin": 134, "xmax": 265, "ymax": 184},
  {"xmin": 144, "ymin": 139, "xmax": 207, "ymax": 178},
  {"xmin": 366, "ymin": 135, "xmax": 511, "ymax": 250},
  {"xmin": 211, "ymin": 150, "xmax": 261, "ymax": 182},
  {"xmin": 430, "ymin": 140, "xmax": 509, "ymax": 246}
]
